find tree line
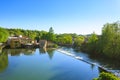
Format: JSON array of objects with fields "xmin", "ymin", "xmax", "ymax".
[
  {"xmin": 80, "ymin": 21, "xmax": 120, "ymax": 61},
  {"xmin": 1, "ymin": 21, "xmax": 120, "ymax": 60},
  {"xmin": 0, "ymin": 27, "xmax": 74, "ymax": 45}
]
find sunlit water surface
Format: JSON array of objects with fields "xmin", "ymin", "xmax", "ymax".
[{"xmin": 0, "ymin": 48, "xmax": 101, "ymax": 80}]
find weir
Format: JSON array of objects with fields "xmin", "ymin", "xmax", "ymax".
[{"xmin": 57, "ymin": 48, "xmax": 120, "ymax": 77}]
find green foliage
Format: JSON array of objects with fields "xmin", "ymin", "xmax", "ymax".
[
  {"xmin": 39, "ymin": 30, "xmax": 48, "ymax": 40},
  {"xmin": 81, "ymin": 33, "xmax": 98, "ymax": 53},
  {"xmin": 47, "ymin": 43, "xmax": 58, "ymax": 48},
  {"xmin": 80, "ymin": 21, "xmax": 120, "ymax": 60},
  {"xmin": 0, "ymin": 27, "xmax": 9, "ymax": 42},
  {"xmin": 46, "ymin": 27, "xmax": 56, "ymax": 41},
  {"xmin": 3, "ymin": 27, "xmax": 57, "ymax": 42},
  {"xmin": 93, "ymin": 72, "xmax": 120, "ymax": 80},
  {"xmin": 52, "ymin": 44, "xmax": 58, "ymax": 48},
  {"xmin": 99, "ymin": 22, "xmax": 120, "ymax": 59},
  {"xmin": 56, "ymin": 34, "xmax": 72, "ymax": 45},
  {"xmin": 6, "ymin": 28, "xmax": 49, "ymax": 41},
  {"xmin": 73, "ymin": 36, "xmax": 85, "ymax": 48},
  {"xmin": 87, "ymin": 32, "xmax": 98, "ymax": 53},
  {"xmin": 88, "ymin": 32, "xmax": 98, "ymax": 44},
  {"xmin": 47, "ymin": 41, "xmax": 58, "ymax": 48},
  {"xmin": 28, "ymin": 31, "xmax": 37, "ymax": 40},
  {"xmin": 49, "ymin": 27, "xmax": 54, "ymax": 34}
]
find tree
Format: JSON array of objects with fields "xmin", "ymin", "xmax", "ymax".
[
  {"xmin": 73, "ymin": 36, "xmax": 85, "ymax": 49},
  {"xmin": 80, "ymin": 32, "xmax": 98, "ymax": 53},
  {"xmin": 100, "ymin": 22, "xmax": 120, "ymax": 59},
  {"xmin": 87, "ymin": 32, "xmax": 98, "ymax": 53},
  {"xmin": 56, "ymin": 34, "xmax": 72, "ymax": 45},
  {"xmin": 49, "ymin": 27, "xmax": 54, "ymax": 34},
  {"xmin": 88, "ymin": 32, "xmax": 98, "ymax": 44},
  {"xmin": 0, "ymin": 27, "xmax": 9, "ymax": 42},
  {"xmin": 46, "ymin": 27, "xmax": 56, "ymax": 41}
]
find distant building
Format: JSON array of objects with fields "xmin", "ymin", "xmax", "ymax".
[
  {"xmin": 7, "ymin": 35, "xmax": 34, "ymax": 48},
  {"xmin": 10, "ymin": 38, "xmax": 21, "ymax": 48}
]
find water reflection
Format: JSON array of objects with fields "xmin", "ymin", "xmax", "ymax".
[
  {"xmin": 39, "ymin": 48, "xmax": 47, "ymax": 54},
  {"xmin": 39, "ymin": 48, "xmax": 55, "ymax": 59},
  {"xmin": 23, "ymin": 49, "xmax": 35, "ymax": 55},
  {"xmin": 47, "ymin": 48, "xmax": 54, "ymax": 59},
  {"xmin": 0, "ymin": 51, "xmax": 8, "ymax": 72},
  {"xmin": 90, "ymin": 55, "xmax": 120, "ymax": 70},
  {"xmin": 0, "ymin": 48, "xmax": 102, "ymax": 80},
  {"xmin": 0, "ymin": 48, "xmax": 55, "ymax": 73},
  {"xmin": 3, "ymin": 49, "xmax": 35, "ymax": 56},
  {"xmin": 90, "ymin": 64, "xmax": 95, "ymax": 70}
]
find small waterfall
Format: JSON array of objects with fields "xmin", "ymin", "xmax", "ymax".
[{"xmin": 57, "ymin": 48, "xmax": 120, "ymax": 77}]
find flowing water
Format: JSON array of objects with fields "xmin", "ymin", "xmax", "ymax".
[{"xmin": 59, "ymin": 47, "xmax": 120, "ymax": 76}]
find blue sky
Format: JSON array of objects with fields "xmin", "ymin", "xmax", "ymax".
[{"xmin": 0, "ymin": 0, "xmax": 120, "ymax": 34}]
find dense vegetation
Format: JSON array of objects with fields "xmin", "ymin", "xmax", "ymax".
[
  {"xmin": 1, "ymin": 21, "xmax": 120, "ymax": 60},
  {"xmin": 55, "ymin": 34, "xmax": 73, "ymax": 46},
  {"xmin": 73, "ymin": 35, "xmax": 84, "ymax": 49},
  {"xmin": 93, "ymin": 72, "xmax": 120, "ymax": 80},
  {"xmin": 0, "ymin": 27, "xmax": 9, "ymax": 43},
  {"xmin": 80, "ymin": 22, "xmax": 120, "ymax": 60},
  {"xmin": 0, "ymin": 27, "xmax": 73, "ymax": 45},
  {"xmin": 100, "ymin": 22, "xmax": 120, "ymax": 59}
]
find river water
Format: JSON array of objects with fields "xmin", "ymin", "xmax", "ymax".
[
  {"xmin": 0, "ymin": 48, "xmax": 101, "ymax": 80},
  {"xmin": 59, "ymin": 47, "xmax": 120, "ymax": 76}
]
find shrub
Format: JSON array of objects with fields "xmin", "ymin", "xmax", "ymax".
[{"xmin": 93, "ymin": 72, "xmax": 120, "ymax": 80}]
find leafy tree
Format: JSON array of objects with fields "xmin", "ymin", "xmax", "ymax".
[
  {"xmin": 56, "ymin": 34, "xmax": 72, "ymax": 45},
  {"xmin": 40, "ymin": 31, "xmax": 48, "ymax": 40},
  {"xmin": 49, "ymin": 27, "xmax": 54, "ymax": 34},
  {"xmin": 73, "ymin": 36, "xmax": 85, "ymax": 48},
  {"xmin": 87, "ymin": 32, "xmax": 98, "ymax": 53},
  {"xmin": 80, "ymin": 32, "xmax": 98, "ymax": 53},
  {"xmin": 88, "ymin": 32, "xmax": 98, "ymax": 44},
  {"xmin": 29, "ymin": 31, "xmax": 37, "ymax": 40},
  {"xmin": 46, "ymin": 27, "xmax": 56, "ymax": 41},
  {"xmin": 0, "ymin": 27, "xmax": 9, "ymax": 42},
  {"xmin": 100, "ymin": 22, "xmax": 120, "ymax": 59}
]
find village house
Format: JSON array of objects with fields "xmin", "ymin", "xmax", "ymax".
[{"xmin": 7, "ymin": 35, "xmax": 34, "ymax": 48}]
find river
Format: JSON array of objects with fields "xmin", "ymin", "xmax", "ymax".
[
  {"xmin": 0, "ymin": 48, "xmax": 102, "ymax": 80},
  {"xmin": 59, "ymin": 47, "xmax": 120, "ymax": 77}
]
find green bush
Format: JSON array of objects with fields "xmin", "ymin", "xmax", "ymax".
[
  {"xmin": 93, "ymin": 72, "xmax": 120, "ymax": 80},
  {"xmin": 0, "ymin": 27, "xmax": 9, "ymax": 42},
  {"xmin": 53, "ymin": 44, "xmax": 58, "ymax": 48}
]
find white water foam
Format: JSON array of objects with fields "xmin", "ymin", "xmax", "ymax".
[{"xmin": 57, "ymin": 49, "xmax": 120, "ymax": 77}]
